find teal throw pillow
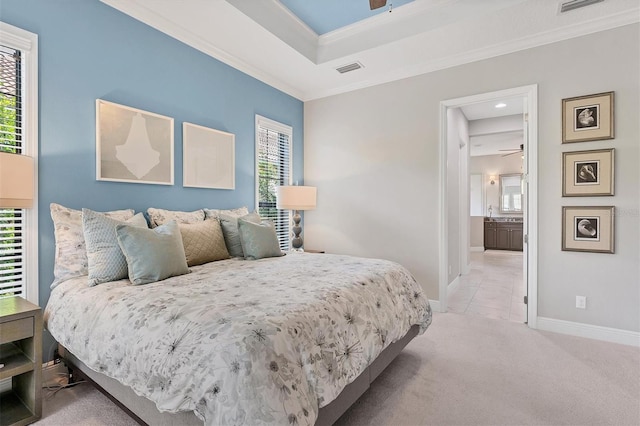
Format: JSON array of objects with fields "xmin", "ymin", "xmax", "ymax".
[
  {"xmin": 237, "ymin": 218, "xmax": 284, "ymax": 260},
  {"xmin": 82, "ymin": 209, "xmax": 148, "ymax": 286},
  {"xmin": 116, "ymin": 220, "xmax": 189, "ymax": 285},
  {"xmin": 218, "ymin": 212, "xmax": 261, "ymax": 257}
]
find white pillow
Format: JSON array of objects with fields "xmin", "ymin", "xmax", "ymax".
[
  {"xmin": 204, "ymin": 206, "xmax": 249, "ymax": 220},
  {"xmin": 146, "ymin": 208, "xmax": 205, "ymax": 228}
]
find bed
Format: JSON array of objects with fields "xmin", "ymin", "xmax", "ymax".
[{"xmin": 44, "ymin": 204, "xmax": 432, "ymax": 425}]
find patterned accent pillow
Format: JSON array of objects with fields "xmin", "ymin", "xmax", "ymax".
[
  {"xmin": 146, "ymin": 208, "xmax": 205, "ymax": 228},
  {"xmin": 116, "ymin": 220, "xmax": 189, "ymax": 285},
  {"xmin": 237, "ymin": 219, "xmax": 284, "ymax": 260},
  {"xmin": 82, "ymin": 209, "xmax": 148, "ymax": 286},
  {"xmin": 178, "ymin": 219, "xmax": 230, "ymax": 266},
  {"xmin": 50, "ymin": 203, "xmax": 134, "ymax": 288},
  {"xmin": 203, "ymin": 206, "xmax": 249, "ymax": 220},
  {"xmin": 218, "ymin": 212, "xmax": 261, "ymax": 257}
]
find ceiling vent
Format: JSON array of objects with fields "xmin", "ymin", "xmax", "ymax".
[
  {"xmin": 336, "ymin": 62, "xmax": 364, "ymax": 74},
  {"xmin": 559, "ymin": 0, "xmax": 604, "ymax": 13}
]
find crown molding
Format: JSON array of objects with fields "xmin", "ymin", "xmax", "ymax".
[
  {"xmin": 100, "ymin": 0, "xmax": 305, "ymax": 100},
  {"xmin": 303, "ymin": 9, "xmax": 640, "ymax": 100}
]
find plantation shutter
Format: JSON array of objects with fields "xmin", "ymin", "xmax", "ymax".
[
  {"xmin": 0, "ymin": 45, "xmax": 25, "ymax": 297},
  {"xmin": 256, "ymin": 116, "xmax": 292, "ymax": 250}
]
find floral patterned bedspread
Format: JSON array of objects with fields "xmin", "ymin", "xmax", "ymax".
[{"xmin": 45, "ymin": 253, "xmax": 432, "ymax": 425}]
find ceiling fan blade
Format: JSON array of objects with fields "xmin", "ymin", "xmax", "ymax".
[
  {"xmin": 499, "ymin": 144, "xmax": 525, "ymax": 152},
  {"xmin": 370, "ymin": 0, "xmax": 387, "ymax": 10}
]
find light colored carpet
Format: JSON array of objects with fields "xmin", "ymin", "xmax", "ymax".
[{"xmin": 36, "ymin": 312, "xmax": 640, "ymax": 426}]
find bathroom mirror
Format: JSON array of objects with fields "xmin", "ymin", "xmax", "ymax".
[{"xmin": 499, "ymin": 174, "xmax": 523, "ymax": 213}]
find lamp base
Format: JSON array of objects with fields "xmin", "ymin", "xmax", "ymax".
[{"xmin": 290, "ymin": 210, "xmax": 304, "ymax": 252}]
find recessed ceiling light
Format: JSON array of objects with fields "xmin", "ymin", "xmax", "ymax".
[{"xmin": 495, "ymin": 103, "xmax": 507, "ymax": 108}]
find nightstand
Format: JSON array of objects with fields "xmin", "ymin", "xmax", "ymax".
[{"xmin": 0, "ymin": 297, "xmax": 42, "ymax": 426}]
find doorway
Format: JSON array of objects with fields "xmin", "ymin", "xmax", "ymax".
[{"xmin": 438, "ymin": 85, "xmax": 538, "ymax": 328}]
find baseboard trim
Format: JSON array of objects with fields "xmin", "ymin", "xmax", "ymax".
[
  {"xmin": 429, "ymin": 299, "xmax": 442, "ymax": 313},
  {"xmin": 470, "ymin": 246, "xmax": 484, "ymax": 252},
  {"xmin": 537, "ymin": 317, "xmax": 640, "ymax": 347},
  {"xmin": 447, "ymin": 276, "xmax": 460, "ymax": 293}
]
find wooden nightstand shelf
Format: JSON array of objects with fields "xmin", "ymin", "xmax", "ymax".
[{"xmin": 0, "ymin": 297, "xmax": 42, "ymax": 426}]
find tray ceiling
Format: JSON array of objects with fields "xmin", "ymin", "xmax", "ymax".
[{"xmin": 100, "ymin": 0, "xmax": 639, "ymax": 101}]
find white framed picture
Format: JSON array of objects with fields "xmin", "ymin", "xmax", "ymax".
[
  {"xmin": 96, "ymin": 99, "xmax": 174, "ymax": 185},
  {"xmin": 183, "ymin": 122, "xmax": 235, "ymax": 190}
]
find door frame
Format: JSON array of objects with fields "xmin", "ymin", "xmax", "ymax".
[{"xmin": 438, "ymin": 84, "xmax": 539, "ymax": 328}]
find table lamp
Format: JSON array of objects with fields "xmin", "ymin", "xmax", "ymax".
[
  {"xmin": 0, "ymin": 152, "xmax": 34, "ymax": 208},
  {"xmin": 276, "ymin": 185, "xmax": 316, "ymax": 252}
]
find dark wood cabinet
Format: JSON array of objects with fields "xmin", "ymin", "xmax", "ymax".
[
  {"xmin": 484, "ymin": 220, "xmax": 523, "ymax": 251},
  {"xmin": 484, "ymin": 222, "xmax": 498, "ymax": 249}
]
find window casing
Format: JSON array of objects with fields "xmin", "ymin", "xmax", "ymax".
[
  {"xmin": 255, "ymin": 115, "xmax": 292, "ymax": 250},
  {"xmin": 0, "ymin": 23, "xmax": 38, "ymax": 304}
]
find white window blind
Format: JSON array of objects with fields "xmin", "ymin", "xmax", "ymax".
[
  {"xmin": 0, "ymin": 23, "xmax": 38, "ymax": 304},
  {"xmin": 0, "ymin": 44, "xmax": 25, "ymax": 298},
  {"xmin": 255, "ymin": 115, "xmax": 292, "ymax": 251}
]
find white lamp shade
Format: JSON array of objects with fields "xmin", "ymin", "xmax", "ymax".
[
  {"xmin": 0, "ymin": 152, "xmax": 34, "ymax": 208},
  {"xmin": 276, "ymin": 186, "xmax": 317, "ymax": 210}
]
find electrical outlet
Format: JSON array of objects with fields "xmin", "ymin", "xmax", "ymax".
[{"xmin": 576, "ymin": 296, "xmax": 587, "ymax": 309}]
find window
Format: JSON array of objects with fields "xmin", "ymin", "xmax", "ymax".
[
  {"xmin": 0, "ymin": 23, "xmax": 38, "ymax": 303},
  {"xmin": 255, "ymin": 115, "xmax": 292, "ymax": 250}
]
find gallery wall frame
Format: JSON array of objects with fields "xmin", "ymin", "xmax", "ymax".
[
  {"xmin": 562, "ymin": 148, "xmax": 614, "ymax": 196},
  {"xmin": 182, "ymin": 122, "xmax": 235, "ymax": 190},
  {"xmin": 96, "ymin": 99, "xmax": 174, "ymax": 185},
  {"xmin": 562, "ymin": 206, "xmax": 614, "ymax": 254},
  {"xmin": 562, "ymin": 91, "xmax": 614, "ymax": 143}
]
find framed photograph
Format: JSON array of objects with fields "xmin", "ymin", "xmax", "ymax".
[
  {"xmin": 562, "ymin": 148, "xmax": 614, "ymax": 196},
  {"xmin": 562, "ymin": 92, "xmax": 614, "ymax": 143},
  {"xmin": 183, "ymin": 122, "xmax": 235, "ymax": 190},
  {"xmin": 96, "ymin": 99, "xmax": 174, "ymax": 185},
  {"xmin": 562, "ymin": 206, "xmax": 614, "ymax": 253}
]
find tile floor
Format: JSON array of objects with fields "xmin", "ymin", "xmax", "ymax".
[{"xmin": 447, "ymin": 250, "xmax": 526, "ymax": 323}]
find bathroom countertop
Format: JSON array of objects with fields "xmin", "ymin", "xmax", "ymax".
[{"xmin": 484, "ymin": 217, "xmax": 523, "ymax": 223}]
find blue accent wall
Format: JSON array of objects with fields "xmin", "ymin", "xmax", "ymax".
[{"xmin": 0, "ymin": 1, "xmax": 304, "ymax": 312}]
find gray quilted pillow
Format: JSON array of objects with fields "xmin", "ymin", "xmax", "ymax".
[{"xmin": 83, "ymin": 209, "xmax": 148, "ymax": 286}]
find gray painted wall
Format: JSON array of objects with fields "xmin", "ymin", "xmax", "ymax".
[{"xmin": 304, "ymin": 24, "xmax": 639, "ymax": 332}]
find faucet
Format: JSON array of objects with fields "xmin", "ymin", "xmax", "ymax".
[{"xmin": 488, "ymin": 205, "xmax": 493, "ymax": 218}]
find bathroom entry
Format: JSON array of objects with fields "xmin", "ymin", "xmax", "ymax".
[{"xmin": 439, "ymin": 85, "xmax": 538, "ymax": 327}]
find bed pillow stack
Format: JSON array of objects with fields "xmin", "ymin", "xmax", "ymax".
[
  {"xmin": 50, "ymin": 203, "xmax": 278, "ymax": 288},
  {"xmin": 50, "ymin": 203, "xmax": 135, "ymax": 288}
]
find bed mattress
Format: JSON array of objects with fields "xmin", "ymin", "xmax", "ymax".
[{"xmin": 45, "ymin": 253, "xmax": 432, "ymax": 425}]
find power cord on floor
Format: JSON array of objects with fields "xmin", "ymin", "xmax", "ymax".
[{"xmin": 43, "ymin": 369, "xmax": 86, "ymax": 399}]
